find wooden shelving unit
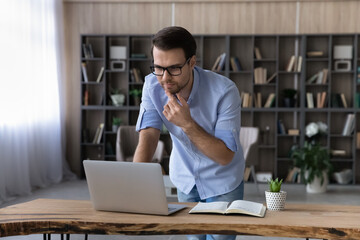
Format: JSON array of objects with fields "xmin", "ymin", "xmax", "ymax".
[{"xmin": 80, "ymin": 34, "xmax": 360, "ymax": 184}]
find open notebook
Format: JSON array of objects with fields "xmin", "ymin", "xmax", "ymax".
[{"xmin": 83, "ymin": 160, "xmax": 186, "ymax": 215}]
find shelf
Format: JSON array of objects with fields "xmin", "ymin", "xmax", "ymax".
[{"xmin": 80, "ymin": 33, "xmax": 360, "ymax": 184}]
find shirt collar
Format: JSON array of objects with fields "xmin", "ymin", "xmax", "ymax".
[{"xmin": 187, "ymin": 66, "xmax": 200, "ymax": 104}]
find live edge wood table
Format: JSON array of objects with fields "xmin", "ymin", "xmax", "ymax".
[{"xmin": 1, "ymin": 199, "xmax": 360, "ymax": 239}]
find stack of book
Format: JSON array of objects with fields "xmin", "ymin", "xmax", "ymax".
[
  {"xmin": 306, "ymin": 69, "xmax": 328, "ymax": 84},
  {"xmin": 211, "ymin": 53, "xmax": 226, "ymax": 72},
  {"xmin": 254, "ymin": 68, "xmax": 277, "ymax": 84},
  {"xmin": 285, "ymin": 55, "xmax": 302, "ymax": 72}
]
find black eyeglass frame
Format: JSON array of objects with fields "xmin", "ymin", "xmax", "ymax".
[{"xmin": 150, "ymin": 57, "xmax": 191, "ymax": 76}]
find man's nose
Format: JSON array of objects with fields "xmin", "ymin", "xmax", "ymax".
[{"xmin": 162, "ymin": 69, "xmax": 172, "ymax": 80}]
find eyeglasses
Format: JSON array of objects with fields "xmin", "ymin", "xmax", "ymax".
[{"xmin": 150, "ymin": 58, "xmax": 191, "ymax": 76}]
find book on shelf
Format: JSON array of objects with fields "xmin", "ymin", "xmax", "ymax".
[
  {"xmin": 130, "ymin": 68, "xmax": 144, "ymax": 83},
  {"xmin": 307, "ymin": 69, "xmax": 328, "ymax": 84},
  {"xmin": 254, "ymin": 67, "xmax": 267, "ymax": 84},
  {"xmin": 82, "ymin": 43, "xmax": 94, "ymax": 58},
  {"xmin": 319, "ymin": 91, "xmax": 327, "ymax": 108},
  {"xmin": 331, "ymin": 93, "xmax": 347, "ymax": 108},
  {"xmin": 306, "ymin": 92, "xmax": 314, "ymax": 108},
  {"xmin": 266, "ymin": 72, "xmax": 277, "ymax": 83},
  {"xmin": 342, "ymin": 114, "xmax": 355, "ymax": 136},
  {"xmin": 306, "ymin": 51, "xmax": 324, "ymax": 57},
  {"xmin": 243, "ymin": 167, "xmax": 251, "ymax": 182},
  {"xmin": 340, "ymin": 93, "xmax": 348, "ymax": 108},
  {"xmin": 285, "ymin": 56, "xmax": 302, "ymax": 72},
  {"xmin": 316, "ymin": 92, "xmax": 321, "ymax": 108},
  {"xmin": 286, "ymin": 55, "xmax": 295, "ymax": 72},
  {"xmin": 316, "ymin": 92, "xmax": 327, "ymax": 108},
  {"xmin": 264, "ymin": 93, "xmax": 275, "ymax": 108},
  {"xmin": 230, "ymin": 57, "xmax": 242, "ymax": 71},
  {"xmin": 306, "ymin": 72, "xmax": 319, "ymax": 84},
  {"xmin": 254, "ymin": 47, "xmax": 262, "ymax": 60},
  {"xmin": 277, "ymin": 119, "xmax": 286, "ymax": 134},
  {"xmin": 96, "ymin": 67, "xmax": 105, "ymax": 83},
  {"xmin": 255, "ymin": 92, "xmax": 262, "ymax": 108},
  {"xmin": 296, "ymin": 56, "xmax": 303, "ymax": 72},
  {"xmin": 84, "ymin": 90, "xmax": 89, "ymax": 106},
  {"xmin": 357, "ymin": 132, "xmax": 360, "ymax": 149},
  {"xmin": 131, "ymin": 53, "xmax": 147, "ymax": 58},
  {"xmin": 81, "ymin": 63, "xmax": 89, "ymax": 83},
  {"xmin": 285, "ymin": 167, "xmax": 300, "ymax": 183},
  {"xmin": 356, "ymin": 93, "xmax": 360, "ymax": 108},
  {"xmin": 240, "ymin": 92, "xmax": 252, "ymax": 108},
  {"xmin": 321, "ymin": 69, "xmax": 328, "ymax": 84},
  {"xmin": 330, "ymin": 149, "xmax": 346, "ymax": 157},
  {"xmin": 92, "ymin": 123, "xmax": 104, "ymax": 144},
  {"xmin": 288, "ymin": 129, "xmax": 299, "ymax": 136},
  {"xmin": 189, "ymin": 200, "xmax": 266, "ymax": 218},
  {"xmin": 211, "ymin": 53, "xmax": 226, "ymax": 72}
]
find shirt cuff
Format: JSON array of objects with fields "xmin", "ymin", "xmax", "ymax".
[
  {"xmin": 136, "ymin": 107, "xmax": 163, "ymax": 132},
  {"xmin": 214, "ymin": 129, "xmax": 239, "ymax": 152}
]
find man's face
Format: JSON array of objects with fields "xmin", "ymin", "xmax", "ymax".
[{"xmin": 152, "ymin": 46, "xmax": 194, "ymax": 95}]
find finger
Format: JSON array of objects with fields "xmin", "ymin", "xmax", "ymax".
[
  {"xmin": 176, "ymin": 93, "xmax": 188, "ymax": 107},
  {"xmin": 165, "ymin": 90, "xmax": 174, "ymax": 100}
]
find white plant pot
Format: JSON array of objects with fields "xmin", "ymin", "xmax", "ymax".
[
  {"xmin": 306, "ymin": 171, "xmax": 328, "ymax": 194},
  {"xmin": 265, "ymin": 191, "xmax": 287, "ymax": 211},
  {"xmin": 111, "ymin": 94, "xmax": 125, "ymax": 106},
  {"xmin": 112, "ymin": 125, "xmax": 119, "ymax": 133}
]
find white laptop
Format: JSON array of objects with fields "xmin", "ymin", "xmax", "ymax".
[{"xmin": 83, "ymin": 160, "xmax": 187, "ymax": 215}]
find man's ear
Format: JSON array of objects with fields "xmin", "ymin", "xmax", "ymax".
[{"xmin": 190, "ymin": 55, "xmax": 197, "ymax": 69}]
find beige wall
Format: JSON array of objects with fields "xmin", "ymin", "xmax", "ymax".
[{"xmin": 63, "ymin": 0, "xmax": 360, "ymax": 176}]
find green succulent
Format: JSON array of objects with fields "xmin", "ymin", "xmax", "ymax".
[
  {"xmin": 112, "ymin": 117, "xmax": 122, "ymax": 126},
  {"xmin": 129, "ymin": 89, "xmax": 142, "ymax": 97},
  {"xmin": 267, "ymin": 178, "xmax": 283, "ymax": 192}
]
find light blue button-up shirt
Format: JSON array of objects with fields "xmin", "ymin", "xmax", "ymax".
[{"xmin": 136, "ymin": 66, "xmax": 244, "ymax": 199}]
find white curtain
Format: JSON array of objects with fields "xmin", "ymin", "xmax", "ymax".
[{"xmin": 0, "ymin": 0, "xmax": 75, "ymax": 205}]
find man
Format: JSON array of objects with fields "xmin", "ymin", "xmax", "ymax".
[{"xmin": 133, "ymin": 26, "xmax": 244, "ymax": 240}]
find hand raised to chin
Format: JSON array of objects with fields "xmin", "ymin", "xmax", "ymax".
[{"xmin": 163, "ymin": 91, "xmax": 193, "ymax": 128}]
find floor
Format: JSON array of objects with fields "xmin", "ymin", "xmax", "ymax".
[{"xmin": 1, "ymin": 180, "xmax": 359, "ymax": 240}]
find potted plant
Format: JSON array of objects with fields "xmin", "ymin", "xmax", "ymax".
[
  {"xmin": 129, "ymin": 89, "xmax": 142, "ymax": 106},
  {"xmin": 291, "ymin": 140, "xmax": 333, "ymax": 193},
  {"xmin": 112, "ymin": 117, "xmax": 122, "ymax": 132},
  {"xmin": 281, "ymin": 88, "xmax": 297, "ymax": 107},
  {"xmin": 110, "ymin": 88, "xmax": 125, "ymax": 106},
  {"xmin": 265, "ymin": 178, "xmax": 286, "ymax": 211}
]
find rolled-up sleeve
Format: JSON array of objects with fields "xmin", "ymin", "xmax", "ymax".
[
  {"xmin": 135, "ymin": 79, "xmax": 163, "ymax": 132},
  {"xmin": 214, "ymin": 85, "xmax": 241, "ymax": 152}
]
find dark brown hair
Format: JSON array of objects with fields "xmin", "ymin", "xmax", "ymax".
[{"xmin": 151, "ymin": 26, "xmax": 197, "ymax": 60}]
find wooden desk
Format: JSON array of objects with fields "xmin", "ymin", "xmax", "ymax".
[{"xmin": 0, "ymin": 199, "xmax": 359, "ymax": 239}]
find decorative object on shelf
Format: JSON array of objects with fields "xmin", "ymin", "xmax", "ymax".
[
  {"xmin": 333, "ymin": 45, "xmax": 352, "ymax": 71},
  {"xmin": 291, "ymin": 141, "xmax": 333, "ymax": 193},
  {"xmin": 305, "ymin": 121, "xmax": 327, "ymax": 143},
  {"xmin": 265, "ymin": 178, "xmax": 286, "ymax": 211},
  {"xmin": 129, "ymin": 89, "xmax": 142, "ymax": 106},
  {"xmin": 110, "ymin": 46, "xmax": 127, "ymax": 71},
  {"xmin": 112, "ymin": 117, "xmax": 122, "ymax": 132},
  {"xmin": 281, "ymin": 88, "xmax": 297, "ymax": 108},
  {"xmin": 333, "ymin": 169, "xmax": 353, "ymax": 184},
  {"xmin": 255, "ymin": 172, "xmax": 272, "ymax": 183},
  {"xmin": 110, "ymin": 88, "xmax": 125, "ymax": 106}
]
